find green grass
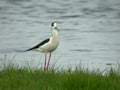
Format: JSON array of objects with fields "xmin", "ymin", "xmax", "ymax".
[{"xmin": 0, "ymin": 66, "xmax": 120, "ymax": 90}]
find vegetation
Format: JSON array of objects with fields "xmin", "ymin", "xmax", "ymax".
[{"xmin": 0, "ymin": 65, "xmax": 120, "ymax": 90}]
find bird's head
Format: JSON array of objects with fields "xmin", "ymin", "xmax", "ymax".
[{"xmin": 51, "ymin": 22, "xmax": 59, "ymax": 31}]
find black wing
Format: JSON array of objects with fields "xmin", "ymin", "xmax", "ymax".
[{"xmin": 25, "ymin": 38, "xmax": 50, "ymax": 51}]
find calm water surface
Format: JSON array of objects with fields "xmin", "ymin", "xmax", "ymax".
[{"xmin": 0, "ymin": 0, "xmax": 120, "ymax": 70}]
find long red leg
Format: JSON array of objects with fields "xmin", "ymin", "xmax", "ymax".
[
  {"xmin": 47, "ymin": 52, "xmax": 52, "ymax": 71},
  {"xmin": 44, "ymin": 53, "xmax": 47, "ymax": 71}
]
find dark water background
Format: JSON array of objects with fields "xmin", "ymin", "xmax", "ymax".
[{"xmin": 0, "ymin": 0, "xmax": 120, "ymax": 70}]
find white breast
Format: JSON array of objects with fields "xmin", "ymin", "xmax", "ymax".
[{"xmin": 38, "ymin": 37, "xmax": 59, "ymax": 53}]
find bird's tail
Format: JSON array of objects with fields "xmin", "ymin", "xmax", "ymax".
[
  {"xmin": 24, "ymin": 48, "xmax": 32, "ymax": 52},
  {"xmin": 24, "ymin": 47, "xmax": 36, "ymax": 51}
]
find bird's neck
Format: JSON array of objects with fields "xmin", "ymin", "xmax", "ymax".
[
  {"xmin": 52, "ymin": 29, "xmax": 58, "ymax": 39},
  {"xmin": 51, "ymin": 28, "xmax": 59, "ymax": 45}
]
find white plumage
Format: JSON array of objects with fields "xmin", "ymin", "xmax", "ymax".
[{"xmin": 26, "ymin": 22, "xmax": 59, "ymax": 71}]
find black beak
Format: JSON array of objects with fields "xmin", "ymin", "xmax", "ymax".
[{"xmin": 56, "ymin": 27, "xmax": 59, "ymax": 31}]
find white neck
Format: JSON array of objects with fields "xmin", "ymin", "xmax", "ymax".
[{"xmin": 52, "ymin": 28, "xmax": 58, "ymax": 38}]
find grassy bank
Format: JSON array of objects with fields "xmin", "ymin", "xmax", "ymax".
[{"xmin": 0, "ymin": 66, "xmax": 120, "ymax": 90}]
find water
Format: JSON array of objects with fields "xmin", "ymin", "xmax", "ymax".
[{"xmin": 0, "ymin": 0, "xmax": 120, "ymax": 70}]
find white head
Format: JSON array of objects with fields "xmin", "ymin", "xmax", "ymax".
[
  {"xmin": 51, "ymin": 22, "xmax": 57, "ymax": 28},
  {"xmin": 51, "ymin": 22, "xmax": 59, "ymax": 37}
]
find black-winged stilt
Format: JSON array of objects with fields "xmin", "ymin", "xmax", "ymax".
[{"xmin": 25, "ymin": 22, "xmax": 59, "ymax": 71}]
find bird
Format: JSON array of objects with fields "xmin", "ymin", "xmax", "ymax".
[{"xmin": 25, "ymin": 22, "xmax": 59, "ymax": 71}]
